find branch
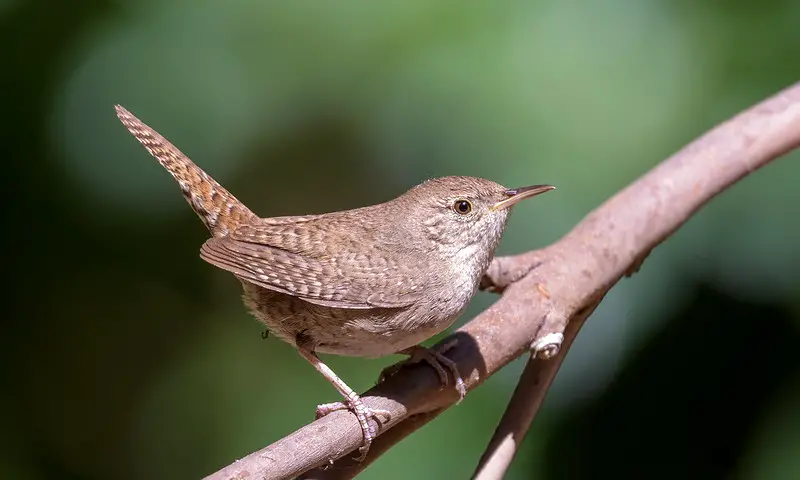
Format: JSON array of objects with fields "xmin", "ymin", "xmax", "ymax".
[
  {"xmin": 471, "ymin": 301, "xmax": 598, "ymax": 480},
  {"xmin": 205, "ymin": 81, "xmax": 800, "ymax": 480},
  {"xmin": 472, "ymin": 80, "xmax": 800, "ymax": 478}
]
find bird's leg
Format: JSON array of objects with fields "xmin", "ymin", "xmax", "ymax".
[
  {"xmin": 296, "ymin": 346, "xmax": 391, "ymax": 460},
  {"xmin": 379, "ymin": 341, "xmax": 466, "ymax": 402}
]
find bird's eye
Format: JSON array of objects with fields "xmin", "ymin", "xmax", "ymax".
[{"xmin": 453, "ymin": 199, "xmax": 472, "ymax": 215}]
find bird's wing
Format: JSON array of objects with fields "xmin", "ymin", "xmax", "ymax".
[{"xmin": 199, "ymin": 235, "xmax": 424, "ymax": 309}]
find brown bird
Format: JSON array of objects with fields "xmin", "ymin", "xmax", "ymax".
[{"xmin": 115, "ymin": 105, "xmax": 555, "ymax": 459}]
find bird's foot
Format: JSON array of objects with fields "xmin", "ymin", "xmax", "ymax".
[
  {"xmin": 315, "ymin": 396, "xmax": 392, "ymax": 460},
  {"xmin": 379, "ymin": 342, "xmax": 466, "ymax": 402}
]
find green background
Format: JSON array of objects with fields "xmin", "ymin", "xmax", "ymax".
[{"xmin": 3, "ymin": 1, "xmax": 799, "ymax": 479}]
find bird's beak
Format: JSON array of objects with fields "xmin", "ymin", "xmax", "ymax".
[{"xmin": 491, "ymin": 184, "xmax": 556, "ymax": 210}]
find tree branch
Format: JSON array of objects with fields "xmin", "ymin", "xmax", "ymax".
[
  {"xmin": 472, "ymin": 80, "xmax": 800, "ymax": 479},
  {"xmin": 471, "ymin": 300, "xmax": 599, "ymax": 480},
  {"xmin": 205, "ymin": 81, "xmax": 800, "ymax": 480}
]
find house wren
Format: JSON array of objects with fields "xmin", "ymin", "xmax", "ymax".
[{"xmin": 115, "ymin": 105, "xmax": 555, "ymax": 459}]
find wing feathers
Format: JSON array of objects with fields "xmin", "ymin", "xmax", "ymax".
[{"xmin": 199, "ymin": 237, "xmax": 422, "ymax": 309}]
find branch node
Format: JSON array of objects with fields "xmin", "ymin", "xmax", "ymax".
[{"xmin": 530, "ymin": 332, "xmax": 564, "ymax": 359}]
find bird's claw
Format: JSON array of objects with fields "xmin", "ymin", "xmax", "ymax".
[
  {"xmin": 379, "ymin": 342, "xmax": 466, "ymax": 402},
  {"xmin": 315, "ymin": 398, "xmax": 391, "ymax": 460}
]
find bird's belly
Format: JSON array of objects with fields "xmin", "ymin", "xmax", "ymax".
[
  {"xmin": 313, "ymin": 313, "xmax": 456, "ymax": 357},
  {"xmin": 240, "ymin": 283, "xmax": 462, "ymax": 358}
]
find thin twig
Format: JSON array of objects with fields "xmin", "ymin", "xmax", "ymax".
[
  {"xmin": 205, "ymin": 81, "xmax": 800, "ymax": 480},
  {"xmin": 471, "ymin": 301, "xmax": 598, "ymax": 480}
]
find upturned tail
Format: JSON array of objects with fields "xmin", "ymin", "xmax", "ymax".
[{"xmin": 115, "ymin": 105, "xmax": 256, "ymax": 237}]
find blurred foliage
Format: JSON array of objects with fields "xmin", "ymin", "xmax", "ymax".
[{"xmin": 2, "ymin": 1, "xmax": 799, "ymax": 479}]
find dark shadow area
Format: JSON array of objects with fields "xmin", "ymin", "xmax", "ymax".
[{"xmin": 543, "ymin": 282, "xmax": 799, "ymax": 479}]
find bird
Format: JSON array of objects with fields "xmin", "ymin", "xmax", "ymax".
[{"xmin": 114, "ymin": 105, "xmax": 555, "ymax": 459}]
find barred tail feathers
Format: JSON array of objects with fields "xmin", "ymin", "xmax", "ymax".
[{"xmin": 115, "ymin": 105, "xmax": 255, "ymax": 237}]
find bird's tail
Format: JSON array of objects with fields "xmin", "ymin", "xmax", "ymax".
[{"xmin": 115, "ymin": 105, "xmax": 255, "ymax": 237}]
